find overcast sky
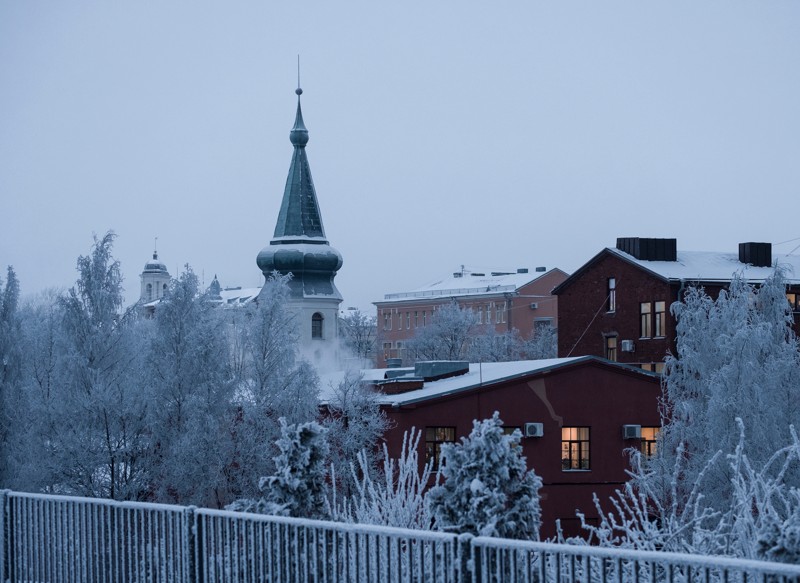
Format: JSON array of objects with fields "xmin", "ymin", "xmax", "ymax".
[{"xmin": 2, "ymin": 2, "xmax": 799, "ymax": 313}]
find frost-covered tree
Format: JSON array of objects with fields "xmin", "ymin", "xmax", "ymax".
[
  {"xmin": 574, "ymin": 270, "xmax": 800, "ymax": 562},
  {"xmin": 229, "ymin": 272, "xmax": 320, "ymax": 499},
  {"xmin": 339, "ymin": 309, "xmax": 377, "ymax": 366},
  {"xmin": 232, "ymin": 419, "xmax": 330, "ymax": 519},
  {"xmin": 146, "ymin": 266, "xmax": 235, "ymax": 506},
  {"xmin": 406, "ymin": 300, "xmax": 477, "ymax": 362},
  {"xmin": 0, "ymin": 266, "xmax": 21, "ymax": 483},
  {"xmin": 657, "ymin": 270, "xmax": 800, "ymax": 506},
  {"xmin": 19, "ymin": 233, "xmax": 153, "ymax": 499},
  {"xmin": 323, "ymin": 370, "xmax": 390, "ymax": 496},
  {"xmin": 427, "ymin": 412, "xmax": 542, "ymax": 539}
]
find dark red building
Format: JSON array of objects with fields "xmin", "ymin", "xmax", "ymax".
[
  {"xmin": 553, "ymin": 238, "xmax": 800, "ymax": 370},
  {"xmin": 325, "ymin": 357, "xmax": 661, "ymax": 539}
]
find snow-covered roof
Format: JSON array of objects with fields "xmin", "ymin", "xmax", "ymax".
[
  {"xmin": 217, "ymin": 287, "xmax": 261, "ymax": 306},
  {"xmin": 607, "ymin": 248, "xmax": 800, "ymax": 284},
  {"xmin": 319, "ymin": 357, "xmax": 656, "ymax": 406},
  {"xmin": 378, "ymin": 268, "xmax": 559, "ymax": 304}
]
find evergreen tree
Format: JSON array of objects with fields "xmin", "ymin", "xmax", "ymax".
[
  {"xmin": 0, "ymin": 266, "xmax": 21, "ymax": 484},
  {"xmin": 427, "ymin": 412, "xmax": 542, "ymax": 539}
]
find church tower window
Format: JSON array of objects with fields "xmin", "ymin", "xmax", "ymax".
[{"xmin": 312, "ymin": 312, "xmax": 324, "ymax": 339}]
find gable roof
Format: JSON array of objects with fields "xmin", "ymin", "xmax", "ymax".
[
  {"xmin": 377, "ymin": 268, "xmax": 568, "ymax": 305},
  {"xmin": 319, "ymin": 356, "xmax": 658, "ymax": 407},
  {"xmin": 553, "ymin": 247, "xmax": 800, "ymax": 295}
]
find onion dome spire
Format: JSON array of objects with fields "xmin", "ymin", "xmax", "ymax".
[
  {"xmin": 257, "ymin": 85, "xmax": 343, "ymax": 301},
  {"xmin": 272, "ymin": 85, "xmax": 326, "ymax": 241}
]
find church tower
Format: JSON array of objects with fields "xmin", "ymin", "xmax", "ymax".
[
  {"xmin": 256, "ymin": 86, "xmax": 343, "ymax": 359},
  {"xmin": 140, "ymin": 248, "xmax": 170, "ymax": 304}
]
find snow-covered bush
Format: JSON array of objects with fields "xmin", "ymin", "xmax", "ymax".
[
  {"xmin": 233, "ymin": 419, "xmax": 330, "ymax": 519},
  {"xmin": 427, "ymin": 412, "xmax": 542, "ymax": 539},
  {"xmin": 332, "ymin": 428, "xmax": 436, "ymax": 530}
]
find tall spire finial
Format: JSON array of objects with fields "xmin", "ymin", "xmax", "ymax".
[
  {"xmin": 290, "ymin": 59, "xmax": 308, "ymax": 147},
  {"xmin": 297, "ymin": 54, "xmax": 301, "ymax": 95},
  {"xmin": 153, "ymin": 236, "xmax": 158, "ymax": 260}
]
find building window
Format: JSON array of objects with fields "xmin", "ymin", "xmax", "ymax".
[
  {"xmin": 607, "ymin": 278, "xmax": 616, "ymax": 312},
  {"xmin": 406, "ymin": 312, "xmax": 411, "ymax": 330},
  {"xmin": 654, "ymin": 301, "xmax": 666, "ymax": 337},
  {"xmin": 397, "ymin": 311, "xmax": 402, "ymax": 329},
  {"xmin": 502, "ymin": 426, "xmax": 522, "ymax": 437},
  {"xmin": 561, "ymin": 427, "xmax": 590, "ymax": 470},
  {"xmin": 787, "ymin": 293, "xmax": 800, "ymax": 312},
  {"xmin": 477, "ymin": 306, "xmax": 483, "ymax": 324},
  {"xmin": 414, "ymin": 311, "xmax": 419, "ymax": 327},
  {"xmin": 654, "ymin": 362, "xmax": 664, "ymax": 374},
  {"xmin": 534, "ymin": 318, "xmax": 553, "ymax": 333},
  {"xmin": 311, "ymin": 313, "xmax": 324, "ymax": 339},
  {"xmin": 425, "ymin": 427, "xmax": 455, "ymax": 470},
  {"xmin": 496, "ymin": 303, "xmax": 506, "ymax": 324},
  {"xmin": 383, "ymin": 311, "xmax": 392, "ymax": 331},
  {"xmin": 640, "ymin": 302, "xmax": 652, "ymax": 338},
  {"xmin": 640, "ymin": 427, "xmax": 660, "ymax": 458},
  {"xmin": 423, "ymin": 311, "xmax": 427, "ymax": 326},
  {"xmin": 605, "ymin": 335, "xmax": 617, "ymax": 362},
  {"xmin": 146, "ymin": 283, "xmax": 152, "ymax": 301}
]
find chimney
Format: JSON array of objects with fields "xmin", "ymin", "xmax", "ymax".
[
  {"xmin": 738, "ymin": 242, "xmax": 772, "ymax": 267},
  {"xmin": 517, "ymin": 268, "xmax": 529, "ymax": 274},
  {"xmin": 616, "ymin": 237, "xmax": 677, "ymax": 261}
]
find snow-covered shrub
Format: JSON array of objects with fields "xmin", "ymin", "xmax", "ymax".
[
  {"xmin": 426, "ymin": 412, "xmax": 542, "ymax": 539},
  {"xmin": 332, "ymin": 428, "xmax": 436, "ymax": 530}
]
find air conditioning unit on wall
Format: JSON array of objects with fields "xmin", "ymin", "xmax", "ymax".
[
  {"xmin": 620, "ymin": 339, "xmax": 635, "ymax": 352},
  {"xmin": 622, "ymin": 424, "xmax": 642, "ymax": 439},
  {"xmin": 529, "ymin": 302, "xmax": 538, "ymax": 310},
  {"xmin": 524, "ymin": 422, "xmax": 544, "ymax": 438}
]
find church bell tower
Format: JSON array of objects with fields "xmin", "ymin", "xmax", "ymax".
[{"xmin": 256, "ymin": 86, "xmax": 343, "ymax": 361}]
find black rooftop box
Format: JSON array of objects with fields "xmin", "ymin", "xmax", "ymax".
[
  {"xmin": 616, "ymin": 237, "xmax": 677, "ymax": 262},
  {"xmin": 739, "ymin": 242, "xmax": 772, "ymax": 268}
]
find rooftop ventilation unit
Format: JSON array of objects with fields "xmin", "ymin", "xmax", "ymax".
[
  {"xmin": 622, "ymin": 425, "xmax": 642, "ymax": 439},
  {"xmin": 616, "ymin": 238, "xmax": 677, "ymax": 262},
  {"xmin": 738, "ymin": 242, "xmax": 772, "ymax": 268},
  {"xmin": 620, "ymin": 340, "xmax": 635, "ymax": 352},
  {"xmin": 524, "ymin": 422, "xmax": 544, "ymax": 438},
  {"xmin": 517, "ymin": 268, "xmax": 529, "ymax": 274},
  {"xmin": 535, "ymin": 266, "xmax": 546, "ymax": 272}
]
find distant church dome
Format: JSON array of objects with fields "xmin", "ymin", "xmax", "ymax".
[{"xmin": 140, "ymin": 249, "xmax": 171, "ymax": 307}]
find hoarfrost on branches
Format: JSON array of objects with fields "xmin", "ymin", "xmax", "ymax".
[{"xmin": 427, "ymin": 411, "xmax": 542, "ymax": 540}]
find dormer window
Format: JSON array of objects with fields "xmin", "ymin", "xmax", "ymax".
[{"xmin": 312, "ymin": 313, "xmax": 323, "ymax": 339}]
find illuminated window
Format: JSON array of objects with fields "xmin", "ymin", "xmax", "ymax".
[
  {"xmin": 311, "ymin": 313, "xmax": 324, "ymax": 339},
  {"xmin": 641, "ymin": 427, "xmax": 660, "ymax": 458},
  {"xmin": 654, "ymin": 301, "xmax": 666, "ymax": 337},
  {"xmin": 640, "ymin": 302, "xmax": 652, "ymax": 338},
  {"xmin": 654, "ymin": 362, "xmax": 665, "ymax": 374},
  {"xmin": 425, "ymin": 427, "xmax": 455, "ymax": 469},
  {"xmin": 607, "ymin": 278, "xmax": 616, "ymax": 312},
  {"xmin": 788, "ymin": 293, "xmax": 800, "ymax": 312},
  {"xmin": 502, "ymin": 426, "xmax": 522, "ymax": 437},
  {"xmin": 605, "ymin": 335, "xmax": 618, "ymax": 362},
  {"xmin": 561, "ymin": 427, "xmax": 590, "ymax": 470}
]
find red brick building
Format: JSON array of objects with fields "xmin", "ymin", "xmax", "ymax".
[
  {"xmin": 323, "ymin": 357, "xmax": 660, "ymax": 539},
  {"xmin": 553, "ymin": 238, "xmax": 800, "ymax": 371},
  {"xmin": 374, "ymin": 267, "xmax": 568, "ymax": 367}
]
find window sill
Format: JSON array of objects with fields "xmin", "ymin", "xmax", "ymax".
[{"xmin": 561, "ymin": 469, "xmax": 591, "ymax": 473}]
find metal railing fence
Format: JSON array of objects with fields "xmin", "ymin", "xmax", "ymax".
[{"xmin": 2, "ymin": 490, "xmax": 799, "ymax": 583}]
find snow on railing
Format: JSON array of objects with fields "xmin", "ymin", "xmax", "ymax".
[{"xmin": 2, "ymin": 490, "xmax": 800, "ymax": 583}]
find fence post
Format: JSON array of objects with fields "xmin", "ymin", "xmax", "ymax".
[
  {"xmin": 185, "ymin": 506, "xmax": 198, "ymax": 583},
  {"xmin": 0, "ymin": 490, "xmax": 8, "ymax": 583},
  {"xmin": 457, "ymin": 533, "xmax": 474, "ymax": 582}
]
